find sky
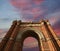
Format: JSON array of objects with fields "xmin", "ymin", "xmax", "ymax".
[{"xmin": 0, "ymin": 0, "xmax": 60, "ymax": 51}]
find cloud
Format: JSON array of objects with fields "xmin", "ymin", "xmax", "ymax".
[
  {"xmin": 10, "ymin": 0, "xmax": 60, "ymax": 22},
  {"xmin": 23, "ymin": 37, "xmax": 38, "ymax": 48},
  {"xmin": 46, "ymin": 11, "xmax": 60, "ymax": 25},
  {"xmin": 52, "ymin": 20, "xmax": 60, "ymax": 36},
  {"xmin": 0, "ymin": 18, "xmax": 10, "ymax": 22},
  {"xmin": 42, "ymin": 0, "xmax": 60, "ymax": 15},
  {"xmin": 10, "ymin": 0, "xmax": 45, "ymax": 21},
  {"xmin": 23, "ymin": 46, "xmax": 39, "ymax": 51},
  {"xmin": 0, "ymin": 29, "xmax": 8, "ymax": 42},
  {"xmin": 0, "ymin": 29, "xmax": 8, "ymax": 38}
]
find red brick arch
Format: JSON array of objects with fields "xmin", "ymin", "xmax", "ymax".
[{"xmin": 0, "ymin": 20, "xmax": 60, "ymax": 51}]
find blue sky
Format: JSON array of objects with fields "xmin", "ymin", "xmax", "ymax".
[
  {"xmin": 0, "ymin": 0, "xmax": 60, "ymax": 29},
  {"xmin": 0, "ymin": 0, "xmax": 21, "ymax": 29},
  {"xmin": 0, "ymin": 0, "xmax": 60, "ymax": 38}
]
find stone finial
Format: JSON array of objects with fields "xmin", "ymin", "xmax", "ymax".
[
  {"xmin": 45, "ymin": 20, "xmax": 50, "ymax": 25},
  {"xmin": 12, "ymin": 20, "xmax": 17, "ymax": 25},
  {"xmin": 17, "ymin": 20, "xmax": 21, "ymax": 25}
]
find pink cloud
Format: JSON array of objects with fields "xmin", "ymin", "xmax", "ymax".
[
  {"xmin": 23, "ymin": 46, "xmax": 39, "ymax": 51},
  {"xmin": 0, "ymin": 29, "xmax": 7, "ymax": 38},
  {"xmin": 23, "ymin": 37, "xmax": 38, "ymax": 48},
  {"xmin": 0, "ymin": 29, "xmax": 7, "ymax": 42},
  {"xmin": 33, "ymin": 0, "xmax": 44, "ymax": 5},
  {"xmin": 53, "ymin": 21, "xmax": 60, "ymax": 36},
  {"xmin": 54, "ymin": 29, "xmax": 60, "ymax": 36},
  {"xmin": 10, "ymin": 0, "xmax": 45, "ymax": 21}
]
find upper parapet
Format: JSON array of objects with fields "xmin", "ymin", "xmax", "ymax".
[{"xmin": 12, "ymin": 19, "xmax": 50, "ymax": 27}]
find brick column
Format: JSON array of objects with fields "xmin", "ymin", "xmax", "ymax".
[
  {"xmin": 44, "ymin": 20, "xmax": 60, "ymax": 51},
  {"xmin": 3, "ymin": 20, "xmax": 21, "ymax": 51},
  {"xmin": 0, "ymin": 20, "xmax": 17, "ymax": 51},
  {"xmin": 40, "ymin": 21, "xmax": 55, "ymax": 51},
  {"xmin": 46, "ymin": 21, "xmax": 60, "ymax": 47}
]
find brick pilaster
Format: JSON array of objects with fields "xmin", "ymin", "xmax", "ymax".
[
  {"xmin": 40, "ymin": 21, "xmax": 55, "ymax": 51},
  {"xmin": 3, "ymin": 20, "xmax": 21, "ymax": 51},
  {"xmin": 0, "ymin": 20, "xmax": 17, "ymax": 51}
]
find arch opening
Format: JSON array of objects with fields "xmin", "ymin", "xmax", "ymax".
[
  {"xmin": 21, "ymin": 30, "xmax": 41, "ymax": 51},
  {"xmin": 22, "ymin": 37, "xmax": 39, "ymax": 51}
]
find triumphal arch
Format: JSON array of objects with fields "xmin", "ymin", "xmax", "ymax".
[{"xmin": 0, "ymin": 20, "xmax": 60, "ymax": 51}]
